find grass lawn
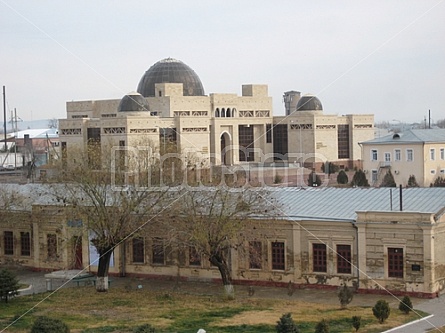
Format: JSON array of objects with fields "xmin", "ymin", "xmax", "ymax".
[{"xmin": 0, "ymin": 286, "xmax": 428, "ymax": 333}]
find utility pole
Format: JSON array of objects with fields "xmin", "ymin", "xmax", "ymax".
[{"xmin": 3, "ymin": 86, "xmax": 6, "ymax": 151}]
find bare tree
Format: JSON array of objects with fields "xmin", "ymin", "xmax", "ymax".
[
  {"xmin": 169, "ymin": 186, "xmax": 271, "ymax": 298},
  {"xmin": 52, "ymin": 143, "xmax": 172, "ymax": 292}
]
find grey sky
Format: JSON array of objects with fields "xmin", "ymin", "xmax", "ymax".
[{"xmin": 1, "ymin": 1, "xmax": 444, "ymax": 126}]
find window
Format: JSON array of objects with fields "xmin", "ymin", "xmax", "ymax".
[
  {"xmin": 4, "ymin": 231, "xmax": 14, "ymax": 255},
  {"xmin": 384, "ymin": 152, "xmax": 391, "ymax": 162},
  {"xmin": 371, "ymin": 170, "xmax": 378, "ymax": 183},
  {"xmin": 313, "ymin": 243, "xmax": 327, "ymax": 272},
  {"xmin": 249, "ymin": 241, "xmax": 262, "ymax": 269},
  {"xmin": 441, "ymin": 148, "xmax": 445, "ymax": 160},
  {"xmin": 394, "ymin": 149, "xmax": 401, "ymax": 161},
  {"xmin": 371, "ymin": 149, "xmax": 378, "ymax": 161},
  {"xmin": 337, "ymin": 124, "xmax": 350, "ymax": 159},
  {"xmin": 337, "ymin": 245, "xmax": 351, "ymax": 274},
  {"xmin": 152, "ymin": 238, "xmax": 165, "ymax": 265},
  {"xmin": 132, "ymin": 238, "xmax": 144, "ymax": 263},
  {"xmin": 406, "ymin": 149, "xmax": 413, "ymax": 162},
  {"xmin": 271, "ymin": 241, "xmax": 285, "ymax": 270},
  {"xmin": 47, "ymin": 234, "xmax": 57, "ymax": 259},
  {"xmin": 388, "ymin": 248, "xmax": 403, "ymax": 278},
  {"xmin": 20, "ymin": 232, "xmax": 31, "ymax": 256},
  {"xmin": 266, "ymin": 124, "xmax": 272, "ymax": 143},
  {"xmin": 431, "ymin": 169, "xmax": 436, "ymax": 175},
  {"xmin": 430, "ymin": 148, "xmax": 435, "ymax": 161},
  {"xmin": 189, "ymin": 246, "xmax": 201, "ymax": 266},
  {"xmin": 238, "ymin": 125, "xmax": 255, "ymax": 162}
]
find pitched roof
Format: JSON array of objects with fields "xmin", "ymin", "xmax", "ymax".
[
  {"xmin": 272, "ymin": 187, "xmax": 445, "ymax": 221},
  {"xmin": 362, "ymin": 128, "xmax": 445, "ymax": 145}
]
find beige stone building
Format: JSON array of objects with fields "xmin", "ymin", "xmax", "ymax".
[
  {"xmin": 360, "ymin": 129, "xmax": 445, "ymax": 186},
  {"xmin": 58, "ymin": 58, "xmax": 374, "ymax": 175},
  {"xmin": 2, "ymin": 185, "xmax": 445, "ymax": 298}
]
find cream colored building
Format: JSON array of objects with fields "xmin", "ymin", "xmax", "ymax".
[
  {"xmin": 58, "ymin": 58, "xmax": 374, "ymax": 174},
  {"xmin": 360, "ymin": 129, "xmax": 445, "ymax": 187},
  {"xmin": 2, "ymin": 185, "xmax": 445, "ymax": 298}
]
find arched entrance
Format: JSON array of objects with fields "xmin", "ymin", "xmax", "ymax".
[{"xmin": 220, "ymin": 132, "xmax": 232, "ymax": 165}]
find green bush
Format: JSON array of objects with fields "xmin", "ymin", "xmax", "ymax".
[
  {"xmin": 352, "ymin": 316, "xmax": 361, "ymax": 331},
  {"xmin": 0, "ymin": 269, "xmax": 20, "ymax": 303},
  {"xmin": 338, "ymin": 285, "xmax": 353, "ymax": 309},
  {"xmin": 307, "ymin": 171, "xmax": 322, "ymax": 187},
  {"xmin": 336, "ymin": 170, "xmax": 349, "ymax": 185},
  {"xmin": 276, "ymin": 313, "xmax": 300, "ymax": 333},
  {"xmin": 380, "ymin": 170, "xmax": 396, "ymax": 187},
  {"xmin": 407, "ymin": 175, "xmax": 419, "ymax": 187},
  {"xmin": 398, "ymin": 295, "xmax": 413, "ymax": 314},
  {"xmin": 133, "ymin": 324, "xmax": 156, "ymax": 333},
  {"xmin": 351, "ymin": 169, "xmax": 369, "ymax": 187},
  {"xmin": 30, "ymin": 316, "xmax": 70, "ymax": 333},
  {"xmin": 314, "ymin": 319, "xmax": 329, "ymax": 333},
  {"xmin": 372, "ymin": 300, "xmax": 390, "ymax": 323}
]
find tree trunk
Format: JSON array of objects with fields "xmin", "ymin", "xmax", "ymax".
[
  {"xmin": 96, "ymin": 248, "xmax": 112, "ymax": 292},
  {"xmin": 210, "ymin": 254, "xmax": 234, "ymax": 299}
]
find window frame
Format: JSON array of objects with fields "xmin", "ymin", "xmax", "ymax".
[
  {"xmin": 384, "ymin": 152, "xmax": 391, "ymax": 162},
  {"xmin": 394, "ymin": 149, "xmax": 401, "ymax": 162},
  {"xmin": 189, "ymin": 246, "xmax": 201, "ymax": 267},
  {"xmin": 430, "ymin": 148, "xmax": 435, "ymax": 161},
  {"xmin": 313, "ymin": 243, "xmax": 327, "ymax": 273},
  {"xmin": 388, "ymin": 247, "xmax": 404, "ymax": 278},
  {"xmin": 132, "ymin": 237, "xmax": 145, "ymax": 263},
  {"xmin": 4, "ymin": 231, "xmax": 14, "ymax": 255},
  {"xmin": 371, "ymin": 149, "xmax": 378, "ymax": 161},
  {"xmin": 271, "ymin": 241, "xmax": 285, "ymax": 270},
  {"xmin": 336, "ymin": 244, "xmax": 352, "ymax": 274},
  {"xmin": 20, "ymin": 231, "xmax": 31, "ymax": 257},
  {"xmin": 152, "ymin": 238, "xmax": 165, "ymax": 265},
  {"xmin": 440, "ymin": 148, "xmax": 445, "ymax": 160},
  {"xmin": 249, "ymin": 241, "xmax": 262, "ymax": 270},
  {"xmin": 406, "ymin": 149, "xmax": 413, "ymax": 162}
]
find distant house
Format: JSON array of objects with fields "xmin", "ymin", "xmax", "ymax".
[
  {"xmin": 1, "ymin": 184, "xmax": 445, "ymax": 298},
  {"xmin": 360, "ymin": 129, "xmax": 445, "ymax": 187}
]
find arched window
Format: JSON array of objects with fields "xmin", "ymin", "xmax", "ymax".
[
  {"xmin": 215, "ymin": 108, "xmax": 220, "ymax": 117},
  {"xmin": 226, "ymin": 108, "xmax": 231, "ymax": 117},
  {"xmin": 232, "ymin": 108, "xmax": 236, "ymax": 117},
  {"xmin": 221, "ymin": 108, "xmax": 226, "ymax": 118}
]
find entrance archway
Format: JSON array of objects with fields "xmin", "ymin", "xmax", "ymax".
[{"xmin": 220, "ymin": 132, "xmax": 232, "ymax": 165}]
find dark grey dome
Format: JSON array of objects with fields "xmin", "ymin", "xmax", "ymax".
[
  {"xmin": 137, "ymin": 58, "xmax": 205, "ymax": 97},
  {"xmin": 118, "ymin": 92, "xmax": 149, "ymax": 112},
  {"xmin": 296, "ymin": 95, "xmax": 323, "ymax": 111}
]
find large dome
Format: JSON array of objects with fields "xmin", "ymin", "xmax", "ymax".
[
  {"xmin": 296, "ymin": 94, "xmax": 323, "ymax": 111},
  {"xmin": 118, "ymin": 92, "xmax": 149, "ymax": 112},
  {"xmin": 137, "ymin": 58, "xmax": 205, "ymax": 97}
]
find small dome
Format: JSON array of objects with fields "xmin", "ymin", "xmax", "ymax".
[
  {"xmin": 137, "ymin": 58, "xmax": 205, "ymax": 97},
  {"xmin": 118, "ymin": 92, "xmax": 149, "ymax": 112},
  {"xmin": 296, "ymin": 94, "xmax": 323, "ymax": 111}
]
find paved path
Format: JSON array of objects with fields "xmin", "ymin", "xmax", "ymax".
[{"xmin": 14, "ymin": 269, "xmax": 445, "ymax": 332}]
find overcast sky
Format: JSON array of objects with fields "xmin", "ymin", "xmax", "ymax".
[{"xmin": 1, "ymin": 1, "xmax": 444, "ymax": 127}]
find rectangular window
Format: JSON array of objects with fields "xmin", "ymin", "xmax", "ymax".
[
  {"xmin": 430, "ymin": 148, "xmax": 435, "ymax": 161},
  {"xmin": 313, "ymin": 243, "xmax": 327, "ymax": 272},
  {"xmin": 249, "ymin": 241, "xmax": 262, "ymax": 269},
  {"xmin": 152, "ymin": 238, "xmax": 165, "ymax": 265},
  {"xmin": 238, "ymin": 125, "xmax": 255, "ymax": 161},
  {"xmin": 406, "ymin": 149, "xmax": 413, "ymax": 162},
  {"xmin": 271, "ymin": 241, "xmax": 285, "ymax": 270},
  {"xmin": 272, "ymin": 124, "xmax": 288, "ymax": 160},
  {"xmin": 337, "ymin": 124, "xmax": 350, "ymax": 159},
  {"xmin": 371, "ymin": 149, "xmax": 378, "ymax": 161},
  {"xmin": 266, "ymin": 124, "xmax": 272, "ymax": 144},
  {"xmin": 384, "ymin": 152, "xmax": 391, "ymax": 162},
  {"xmin": 440, "ymin": 148, "xmax": 444, "ymax": 160},
  {"xmin": 388, "ymin": 248, "xmax": 403, "ymax": 278},
  {"xmin": 20, "ymin": 232, "xmax": 31, "ymax": 256},
  {"xmin": 132, "ymin": 238, "xmax": 145, "ymax": 263},
  {"xmin": 371, "ymin": 170, "xmax": 378, "ymax": 183},
  {"xmin": 394, "ymin": 149, "xmax": 401, "ymax": 161},
  {"xmin": 189, "ymin": 246, "xmax": 201, "ymax": 266},
  {"xmin": 47, "ymin": 234, "xmax": 57, "ymax": 259},
  {"xmin": 4, "ymin": 231, "xmax": 14, "ymax": 255},
  {"xmin": 337, "ymin": 245, "xmax": 351, "ymax": 274}
]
